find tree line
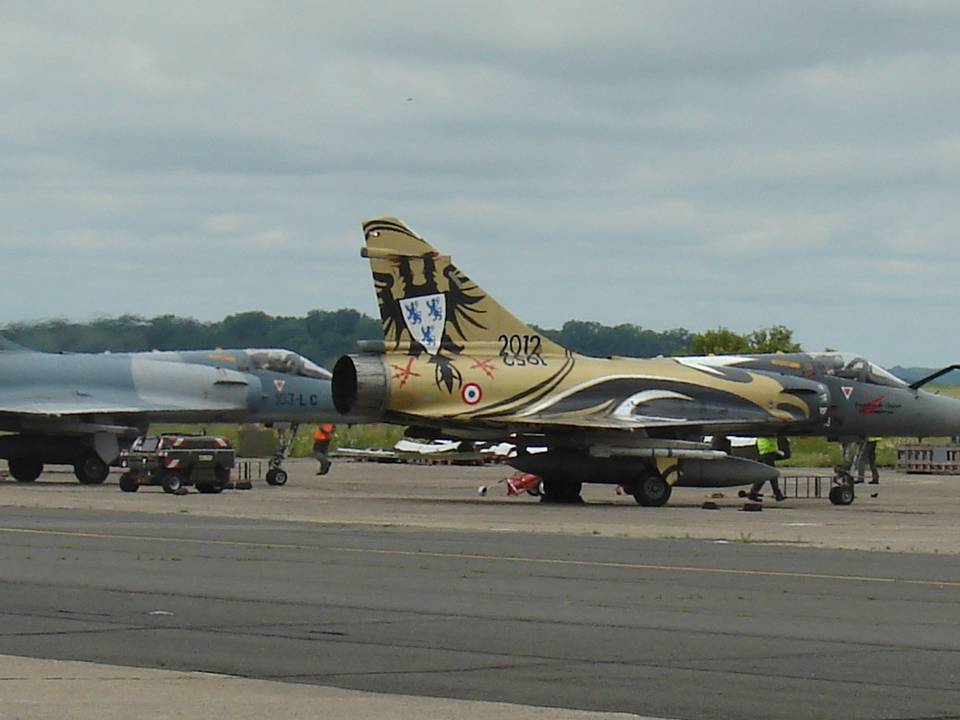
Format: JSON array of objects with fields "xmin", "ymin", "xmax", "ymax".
[{"xmin": 1, "ymin": 310, "xmax": 800, "ymax": 369}]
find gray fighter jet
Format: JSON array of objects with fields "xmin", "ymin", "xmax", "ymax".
[{"xmin": 0, "ymin": 340, "xmax": 338, "ymax": 485}]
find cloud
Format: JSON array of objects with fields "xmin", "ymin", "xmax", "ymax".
[{"xmin": 0, "ymin": 2, "xmax": 959, "ymax": 365}]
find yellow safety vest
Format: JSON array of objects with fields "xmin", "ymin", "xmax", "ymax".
[{"xmin": 757, "ymin": 437, "xmax": 779, "ymax": 455}]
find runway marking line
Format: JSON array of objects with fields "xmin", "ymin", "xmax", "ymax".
[
  {"xmin": 331, "ymin": 547, "xmax": 960, "ymax": 589},
  {"xmin": 0, "ymin": 525, "xmax": 958, "ymax": 589}
]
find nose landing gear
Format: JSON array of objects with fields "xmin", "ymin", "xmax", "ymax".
[
  {"xmin": 830, "ymin": 439, "xmax": 867, "ymax": 506},
  {"xmin": 265, "ymin": 423, "xmax": 298, "ymax": 487}
]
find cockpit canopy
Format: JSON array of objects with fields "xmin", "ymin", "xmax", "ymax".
[
  {"xmin": 812, "ymin": 352, "xmax": 906, "ymax": 388},
  {"xmin": 243, "ymin": 349, "xmax": 332, "ymax": 380}
]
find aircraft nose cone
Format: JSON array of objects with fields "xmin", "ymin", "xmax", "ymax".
[{"xmin": 916, "ymin": 391, "xmax": 960, "ymax": 438}]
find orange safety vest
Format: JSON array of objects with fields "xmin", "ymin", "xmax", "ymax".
[{"xmin": 313, "ymin": 424, "xmax": 335, "ymax": 441}]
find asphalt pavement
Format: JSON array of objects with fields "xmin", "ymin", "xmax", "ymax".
[{"xmin": 0, "ymin": 506, "xmax": 958, "ymax": 719}]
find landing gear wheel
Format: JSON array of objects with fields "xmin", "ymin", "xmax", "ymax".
[
  {"xmin": 539, "ymin": 478, "xmax": 583, "ymax": 504},
  {"xmin": 9, "ymin": 459, "xmax": 43, "ymax": 482},
  {"xmin": 829, "ymin": 484, "xmax": 855, "ymax": 506},
  {"xmin": 265, "ymin": 468, "xmax": 288, "ymax": 486},
  {"xmin": 161, "ymin": 471, "xmax": 186, "ymax": 494},
  {"xmin": 266, "ymin": 423, "xmax": 298, "ymax": 485},
  {"xmin": 74, "ymin": 455, "xmax": 109, "ymax": 485},
  {"xmin": 119, "ymin": 472, "xmax": 140, "ymax": 493},
  {"xmin": 633, "ymin": 472, "xmax": 672, "ymax": 507}
]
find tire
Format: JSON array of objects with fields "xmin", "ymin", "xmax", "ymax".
[
  {"xmin": 9, "ymin": 459, "xmax": 43, "ymax": 483},
  {"xmin": 119, "ymin": 472, "xmax": 140, "ymax": 493},
  {"xmin": 829, "ymin": 484, "xmax": 855, "ymax": 506},
  {"xmin": 74, "ymin": 455, "xmax": 109, "ymax": 485},
  {"xmin": 265, "ymin": 468, "xmax": 288, "ymax": 486},
  {"xmin": 539, "ymin": 478, "xmax": 582, "ymax": 504},
  {"xmin": 161, "ymin": 471, "xmax": 185, "ymax": 494},
  {"xmin": 633, "ymin": 472, "xmax": 672, "ymax": 507}
]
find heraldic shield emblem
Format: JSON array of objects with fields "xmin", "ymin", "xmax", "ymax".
[{"xmin": 401, "ymin": 292, "xmax": 447, "ymax": 355}]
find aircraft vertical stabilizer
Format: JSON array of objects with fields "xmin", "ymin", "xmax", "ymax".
[{"xmin": 361, "ymin": 217, "xmax": 565, "ymax": 358}]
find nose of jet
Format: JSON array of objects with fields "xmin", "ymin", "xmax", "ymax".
[{"xmin": 913, "ymin": 390, "xmax": 960, "ymax": 437}]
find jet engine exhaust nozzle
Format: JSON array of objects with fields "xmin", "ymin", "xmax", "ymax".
[{"xmin": 332, "ymin": 354, "xmax": 389, "ymax": 420}]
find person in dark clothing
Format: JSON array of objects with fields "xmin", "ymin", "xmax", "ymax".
[{"xmin": 859, "ymin": 436, "xmax": 881, "ymax": 485}]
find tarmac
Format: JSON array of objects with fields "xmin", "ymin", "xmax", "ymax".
[
  {"xmin": 1, "ymin": 460, "xmax": 958, "ymax": 554},
  {"xmin": 0, "ymin": 459, "xmax": 958, "ymax": 719}
]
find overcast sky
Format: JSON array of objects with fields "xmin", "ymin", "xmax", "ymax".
[{"xmin": 2, "ymin": 1, "xmax": 959, "ymax": 365}]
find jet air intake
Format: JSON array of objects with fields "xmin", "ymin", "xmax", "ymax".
[{"xmin": 332, "ymin": 354, "xmax": 389, "ymax": 420}]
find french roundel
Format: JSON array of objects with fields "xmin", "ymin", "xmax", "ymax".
[{"xmin": 461, "ymin": 382, "xmax": 483, "ymax": 405}]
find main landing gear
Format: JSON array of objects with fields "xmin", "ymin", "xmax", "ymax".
[
  {"xmin": 8, "ymin": 459, "xmax": 43, "ymax": 482},
  {"xmin": 265, "ymin": 423, "xmax": 298, "ymax": 486},
  {"xmin": 74, "ymin": 453, "xmax": 110, "ymax": 485},
  {"xmin": 539, "ymin": 478, "xmax": 583, "ymax": 504},
  {"xmin": 630, "ymin": 469, "xmax": 673, "ymax": 507},
  {"xmin": 538, "ymin": 465, "xmax": 677, "ymax": 506},
  {"xmin": 7, "ymin": 454, "xmax": 109, "ymax": 484}
]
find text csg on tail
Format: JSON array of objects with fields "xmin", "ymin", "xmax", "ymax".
[{"xmin": 333, "ymin": 217, "xmax": 960, "ymax": 506}]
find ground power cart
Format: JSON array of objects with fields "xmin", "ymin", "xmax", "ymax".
[{"xmin": 119, "ymin": 434, "xmax": 235, "ymax": 494}]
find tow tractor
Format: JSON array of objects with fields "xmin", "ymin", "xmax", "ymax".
[{"xmin": 119, "ymin": 433, "xmax": 235, "ymax": 494}]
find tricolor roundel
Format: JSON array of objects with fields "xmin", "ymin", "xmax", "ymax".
[{"xmin": 461, "ymin": 382, "xmax": 482, "ymax": 405}]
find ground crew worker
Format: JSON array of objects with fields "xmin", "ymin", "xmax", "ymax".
[
  {"xmin": 313, "ymin": 423, "xmax": 335, "ymax": 475},
  {"xmin": 860, "ymin": 436, "xmax": 881, "ymax": 485},
  {"xmin": 748, "ymin": 436, "xmax": 786, "ymax": 502}
]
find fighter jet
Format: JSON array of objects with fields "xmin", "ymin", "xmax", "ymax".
[
  {"xmin": 0, "ymin": 342, "xmax": 338, "ymax": 485},
  {"xmin": 331, "ymin": 217, "xmax": 960, "ymax": 506}
]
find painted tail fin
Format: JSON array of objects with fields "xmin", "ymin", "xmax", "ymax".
[{"xmin": 361, "ymin": 217, "xmax": 565, "ymax": 357}]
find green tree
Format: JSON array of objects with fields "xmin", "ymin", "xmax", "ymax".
[
  {"xmin": 688, "ymin": 325, "xmax": 801, "ymax": 355},
  {"xmin": 688, "ymin": 327, "xmax": 752, "ymax": 355},
  {"xmin": 2, "ymin": 312, "xmax": 800, "ymax": 368},
  {"xmin": 537, "ymin": 320, "xmax": 691, "ymax": 358},
  {"xmin": 746, "ymin": 325, "xmax": 802, "ymax": 354}
]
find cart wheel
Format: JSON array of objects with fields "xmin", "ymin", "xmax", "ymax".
[
  {"xmin": 265, "ymin": 468, "xmax": 288, "ymax": 486},
  {"xmin": 119, "ymin": 472, "xmax": 140, "ymax": 493},
  {"xmin": 161, "ymin": 471, "xmax": 186, "ymax": 494},
  {"xmin": 829, "ymin": 485, "xmax": 855, "ymax": 506}
]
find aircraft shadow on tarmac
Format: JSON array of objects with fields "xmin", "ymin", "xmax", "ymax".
[
  {"xmin": 386, "ymin": 495, "xmax": 771, "ymax": 510},
  {"xmin": 0, "ymin": 478, "xmax": 95, "ymax": 488}
]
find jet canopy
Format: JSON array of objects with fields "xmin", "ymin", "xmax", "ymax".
[
  {"xmin": 243, "ymin": 349, "xmax": 332, "ymax": 380},
  {"xmin": 812, "ymin": 352, "xmax": 906, "ymax": 388}
]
